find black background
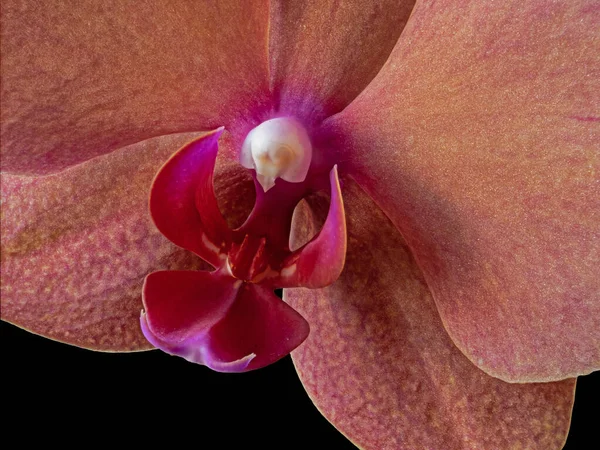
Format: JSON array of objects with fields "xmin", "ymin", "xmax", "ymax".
[{"xmin": 1, "ymin": 321, "xmax": 597, "ymax": 449}]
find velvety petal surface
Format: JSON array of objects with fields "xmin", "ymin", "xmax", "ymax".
[
  {"xmin": 268, "ymin": 0, "xmax": 415, "ymax": 123},
  {"xmin": 1, "ymin": 0, "xmax": 271, "ymax": 174},
  {"xmin": 1, "ymin": 131, "xmax": 254, "ymax": 351},
  {"xmin": 328, "ymin": 0, "xmax": 600, "ymax": 381},
  {"xmin": 1, "ymin": 133, "xmax": 209, "ymax": 350},
  {"xmin": 286, "ymin": 179, "xmax": 575, "ymax": 450},
  {"xmin": 142, "ymin": 282, "xmax": 309, "ymax": 373},
  {"xmin": 279, "ymin": 166, "xmax": 346, "ymax": 289},
  {"xmin": 150, "ymin": 129, "xmax": 230, "ymax": 268}
]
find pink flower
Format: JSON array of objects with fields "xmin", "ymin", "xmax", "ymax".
[{"xmin": 1, "ymin": 1, "xmax": 598, "ymax": 448}]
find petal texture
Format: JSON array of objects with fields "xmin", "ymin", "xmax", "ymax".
[
  {"xmin": 268, "ymin": 0, "xmax": 415, "ymax": 122},
  {"xmin": 286, "ymin": 179, "xmax": 575, "ymax": 450},
  {"xmin": 1, "ymin": 0, "xmax": 271, "ymax": 174},
  {"xmin": 0, "ymin": 132, "xmax": 253, "ymax": 351},
  {"xmin": 1, "ymin": 133, "xmax": 208, "ymax": 350},
  {"xmin": 150, "ymin": 129, "xmax": 230, "ymax": 268},
  {"xmin": 328, "ymin": 0, "xmax": 600, "ymax": 381}
]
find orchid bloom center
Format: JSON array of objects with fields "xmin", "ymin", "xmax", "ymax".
[{"xmin": 240, "ymin": 117, "xmax": 312, "ymax": 192}]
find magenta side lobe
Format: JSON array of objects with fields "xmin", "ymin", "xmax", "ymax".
[
  {"xmin": 278, "ymin": 166, "xmax": 347, "ymax": 289},
  {"xmin": 149, "ymin": 129, "xmax": 231, "ymax": 269}
]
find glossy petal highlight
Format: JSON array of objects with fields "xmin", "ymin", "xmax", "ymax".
[
  {"xmin": 268, "ymin": 0, "xmax": 415, "ymax": 122},
  {"xmin": 287, "ymin": 179, "xmax": 575, "ymax": 450},
  {"xmin": 329, "ymin": 0, "xmax": 600, "ymax": 381},
  {"xmin": 150, "ymin": 129, "xmax": 230, "ymax": 268},
  {"xmin": 1, "ymin": 0, "xmax": 271, "ymax": 174}
]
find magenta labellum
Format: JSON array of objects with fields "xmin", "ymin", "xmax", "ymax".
[{"xmin": 141, "ymin": 123, "xmax": 346, "ymax": 372}]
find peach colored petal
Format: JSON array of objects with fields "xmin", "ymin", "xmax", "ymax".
[
  {"xmin": 286, "ymin": 179, "xmax": 575, "ymax": 450},
  {"xmin": 327, "ymin": 0, "xmax": 600, "ymax": 382},
  {"xmin": 268, "ymin": 0, "xmax": 415, "ymax": 123},
  {"xmin": 1, "ymin": 0, "xmax": 271, "ymax": 174},
  {"xmin": 0, "ymin": 132, "xmax": 252, "ymax": 351}
]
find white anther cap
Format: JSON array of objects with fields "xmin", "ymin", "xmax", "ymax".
[{"xmin": 240, "ymin": 117, "xmax": 312, "ymax": 192}]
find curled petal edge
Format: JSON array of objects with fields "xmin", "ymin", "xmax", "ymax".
[
  {"xmin": 140, "ymin": 312, "xmax": 256, "ymax": 372},
  {"xmin": 141, "ymin": 274, "xmax": 309, "ymax": 373},
  {"xmin": 277, "ymin": 165, "xmax": 346, "ymax": 289},
  {"xmin": 149, "ymin": 128, "xmax": 231, "ymax": 268}
]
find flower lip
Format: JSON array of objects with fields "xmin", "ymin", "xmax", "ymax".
[
  {"xmin": 142, "ymin": 129, "xmax": 347, "ymax": 372},
  {"xmin": 240, "ymin": 117, "xmax": 313, "ymax": 192}
]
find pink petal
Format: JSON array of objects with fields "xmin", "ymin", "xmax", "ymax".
[
  {"xmin": 1, "ymin": 0, "xmax": 271, "ymax": 174},
  {"xmin": 278, "ymin": 166, "xmax": 346, "ymax": 288},
  {"xmin": 0, "ymin": 133, "xmax": 207, "ymax": 351},
  {"xmin": 268, "ymin": 0, "xmax": 415, "ymax": 122},
  {"xmin": 286, "ymin": 179, "xmax": 575, "ymax": 450},
  {"xmin": 142, "ymin": 281, "xmax": 309, "ymax": 373},
  {"xmin": 150, "ymin": 129, "xmax": 230, "ymax": 269},
  {"xmin": 327, "ymin": 0, "xmax": 600, "ymax": 381}
]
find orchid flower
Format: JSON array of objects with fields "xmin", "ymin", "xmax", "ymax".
[{"xmin": 1, "ymin": 1, "xmax": 598, "ymax": 449}]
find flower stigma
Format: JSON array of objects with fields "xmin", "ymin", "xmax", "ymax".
[{"xmin": 240, "ymin": 117, "xmax": 312, "ymax": 192}]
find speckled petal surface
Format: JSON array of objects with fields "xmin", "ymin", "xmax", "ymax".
[
  {"xmin": 150, "ymin": 129, "xmax": 230, "ymax": 268},
  {"xmin": 0, "ymin": 132, "xmax": 252, "ymax": 351},
  {"xmin": 286, "ymin": 179, "xmax": 575, "ymax": 450},
  {"xmin": 327, "ymin": 0, "xmax": 600, "ymax": 382},
  {"xmin": 268, "ymin": 0, "xmax": 415, "ymax": 122},
  {"xmin": 1, "ymin": 0, "xmax": 271, "ymax": 175}
]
